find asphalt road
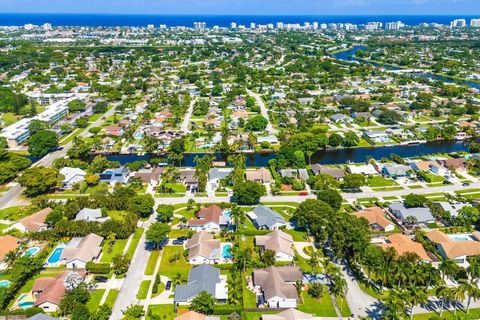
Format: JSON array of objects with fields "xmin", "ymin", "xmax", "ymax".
[
  {"xmin": 246, "ymin": 89, "xmax": 279, "ymax": 135},
  {"xmin": 0, "ymin": 103, "xmax": 119, "ymax": 208}
]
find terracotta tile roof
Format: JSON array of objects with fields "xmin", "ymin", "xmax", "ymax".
[
  {"xmin": 33, "ymin": 271, "xmax": 84, "ymax": 307},
  {"xmin": 378, "ymin": 234, "xmax": 431, "ymax": 261},
  {"xmin": 354, "ymin": 207, "xmax": 393, "ymax": 230},
  {"xmin": 188, "ymin": 205, "xmax": 222, "ymax": 227},
  {"xmin": 426, "ymin": 229, "xmax": 480, "ymax": 259},
  {"xmin": 175, "ymin": 311, "xmax": 206, "ymax": 320},
  {"xmin": 0, "ymin": 235, "xmax": 20, "ymax": 261}
]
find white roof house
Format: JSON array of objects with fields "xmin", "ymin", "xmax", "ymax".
[
  {"xmin": 74, "ymin": 208, "xmax": 110, "ymax": 223},
  {"xmin": 59, "ymin": 167, "xmax": 87, "ymax": 188},
  {"xmin": 347, "ymin": 164, "xmax": 378, "ymax": 175}
]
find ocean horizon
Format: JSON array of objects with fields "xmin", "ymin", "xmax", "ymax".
[{"xmin": 0, "ymin": 13, "xmax": 479, "ymax": 27}]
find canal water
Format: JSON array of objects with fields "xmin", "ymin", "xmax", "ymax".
[{"xmin": 104, "ymin": 46, "xmax": 476, "ymax": 167}]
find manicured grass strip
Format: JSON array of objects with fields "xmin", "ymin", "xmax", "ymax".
[
  {"xmin": 104, "ymin": 289, "xmax": 119, "ymax": 308},
  {"xmin": 413, "ymin": 308, "xmax": 480, "ymax": 320},
  {"xmin": 169, "ymin": 229, "xmax": 190, "ymax": 239},
  {"xmin": 59, "ymin": 128, "xmax": 83, "ymax": 146},
  {"xmin": 145, "ymin": 250, "xmax": 160, "ymax": 276},
  {"xmin": 147, "ymin": 304, "xmax": 176, "ymax": 320},
  {"xmin": 242, "ymin": 274, "xmax": 257, "ymax": 308},
  {"xmin": 100, "ymin": 239, "xmax": 128, "ymax": 263},
  {"xmin": 337, "ymin": 296, "xmax": 352, "ymax": 317},
  {"xmin": 298, "ymin": 289, "xmax": 337, "ymax": 317},
  {"xmin": 159, "ymin": 246, "xmax": 191, "ymax": 279},
  {"xmin": 126, "ymin": 228, "xmax": 144, "ymax": 259},
  {"xmin": 456, "ymin": 188, "xmax": 480, "ymax": 194},
  {"xmin": 137, "ymin": 280, "xmax": 151, "ymax": 300},
  {"xmin": 86, "ymin": 289, "xmax": 105, "ymax": 312},
  {"xmin": 408, "ymin": 185, "xmax": 423, "ymax": 189}
]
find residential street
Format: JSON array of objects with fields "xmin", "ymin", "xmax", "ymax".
[
  {"xmin": 180, "ymin": 98, "xmax": 196, "ymax": 133},
  {"xmin": 246, "ymin": 89, "xmax": 279, "ymax": 134}
]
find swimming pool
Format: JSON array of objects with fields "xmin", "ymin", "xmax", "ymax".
[
  {"xmin": 134, "ymin": 132, "xmax": 144, "ymax": 140},
  {"xmin": 18, "ymin": 294, "xmax": 34, "ymax": 309},
  {"xmin": 0, "ymin": 280, "xmax": 10, "ymax": 287},
  {"xmin": 23, "ymin": 247, "xmax": 40, "ymax": 257},
  {"xmin": 223, "ymin": 210, "xmax": 232, "ymax": 218},
  {"xmin": 449, "ymin": 234, "xmax": 474, "ymax": 242},
  {"xmin": 47, "ymin": 247, "xmax": 64, "ymax": 264},
  {"xmin": 222, "ymin": 244, "xmax": 232, "ymax": 259}
]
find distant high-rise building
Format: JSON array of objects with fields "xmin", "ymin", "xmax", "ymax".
[
  {"xmin": 267, "ymin": 23, "xmax": 274, "ymax": 29},
  {"xmin": 385, "ymin": 21, "xmax": 404, "ymax": 30},
  {"xmin": 24, "ymin": 24, "xmax": 35, "ymax": 30},
  {"xmin": 250, "ymin": 22, "xmax": 256, "ymax": 29},
  {"xmin": 304, "ymin": 22, "xmax": 311, "ymax": 29},
  {"xmin": 42, "ymin": 23, "xmax": 52, "ymax": 31},
  {"xmin": 193, "ymin": 21, "xmax": 207, "ymax": 31},
  {"xmin": 159, "ymin": 24, "xmax": 167, "ymax": 29},
  {"xmin": 320, "ymin": 23, "xmax": 328, "ymax": 30},
  {"xmin": 450, "ymin": 19, "xmax": 467, "ymax": 28},
  {"xmin": 470, "ymin": 19, "xmax": 480, "ymax": 27},
  {"xmin": 147, "ymin": 24, "xmax": 155, "ymax": 30},
  {"xmin": 312, "ymin": 22, "xmax": 319, "ymax": 30},
  {"xmin": 276, "ymin": 22, "xmax": 284, "ymax": 29},
  {"xmin": 230, "ymin": 22, "xmax": 237, "ymax": 29},
  {"xmin": 366, "ymin": 22, "xmax": 382, "ymax": 31}
]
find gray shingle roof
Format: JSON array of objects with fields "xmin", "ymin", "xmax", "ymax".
[
  {"xmin": 29, "ymin": 314, "xmax": 59, "ymax": 320},
  {"xmin": 249, "ymin": 206, "xmax": 286, "ymax": 230},
  {"xmin": 388, "ymin": 203, "xmax": 434, "ymax": 223},
  {"xmin": 174, "ymin": 265, "xmax": 221, "ymax": 302}
]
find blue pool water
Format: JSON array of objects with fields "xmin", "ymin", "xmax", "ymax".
[
  {"xmin": 134, "ymin": 132, "xmax": 144, "ymax": 140},
  {"xmin": 223, "ymin": 210, "xmax": 232, "ymax": 217},
  {"xmin": 452, "ymin": 235, "xmax": 473, "ymax": 241},
  {"xmin": 0, "ymin": 280, "xmax": 10, "ymax": 287},
  {"xmin": 23, "ymin": 247, "xmax": 40, "ymax": 257},
  {"xmin": 222, "ymin": 244, "xmax": 232, "ymax": 259},
  {"xmin": 47, "ymin": 247, "xmax": 64, "ymax": 264}
]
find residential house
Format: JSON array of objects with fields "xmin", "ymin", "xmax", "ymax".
[
  {"xmin": 104, "ymin": 125, "xmax": 124, "ymax": 137},
  {"xmin": 346, "ymin": 164, "xmax": 378, "ymax": 175},
  {"xmin": 253, "ymin": 266, "xmax": 303, "ymax": 308},
  {"xmin": 60, "ymin": 233, "xmax": 103, "ymax": 269},
  {"xmin": 352, "ymin": 112, "xmax": 373, "ymax": 120},
  {"xmin": 208, "ymin": 168, "xmax": 233, "ymax": 185},
  {"xmin": 377, "ymin": 234, "xmax": 432, "ymax": 263},
  {"xmin": 134, "ymin": 167, "xmax": 164, "ymax": 184},
  {"xmin": 174, "ymin": 311, "xmax": 206, "ymax": 320},
  {"xmin": 247, "ymin": 206, "xmax": 286, "ymax": 230},
  {"xmin": 74, "ymin": 208, "xmax": 110, "ymax": 223},
  {"xmin": 246, "ymin": 168, "xmax": 272, "ymax": 184},
  {"xmin": 431, "ymin": 202, "xmax": 468, "ymax": 218},
  {"xmin": 188, "ymin": 205, "xmax": 230, "ymax": 232},
  {"xmin": 10, "ymin": 208, "xmax": 52, "ymax": 233},
  {"xmin": 59, "ymin": 167, "xmax": 86, "ymax": 188},
  {"xmin": 354, "ymin": 207, "xmax": 395, "ymax": 232},
  {"xmin": 257, "ymin": 135, "xmax": 279, "ymax": 145},
  {"xmin": 426, "ymin": 230, "xmax": 480, "ymax": 266},
  {"xmin": 280, "ymin": 169, "xmax": 309, "ymax": 181},
  {"xmin": 33, "ymin": 271, "xmax": 85, "ymax": 312},
  {"xmin": 382, "ymin": 164, "xmax": 411, "ymax": 179},
  {"xmin": 262, "ymin": 309, "xmax": 313, "ymax": 320},
  {"xmin": 438, "ymin": 158, "xmax": 468, "ymax": 172},
  {"xmin": 363, "ymin": 130, "xmax": 391, "ymax": 143},
  {"xmin": 29, "ymin": 314, "xmax": 59, "ymax": 320},
  {"xmin": 410, "ymin": 160, "xmax": 451, "ymax": 178},
  {"xmin": 388, "ymin": 203, "xmax": 435, "ymax": 225},
  {"xmin": 185, "ymin": 231, "xmax": 221, "ymax": 264},
  {"xmin": 310, "ymin": 164, "xmax": 345, "ymax": 180},
  {"xmin": 0, "ymin": 236, "xmax": 20, "ymax": 269},
  {"xmin": 179, "ymin": 169, "xmax": 199, "ymax": 190},
  {"xmin": 174, "ymin": 265, "xmax": 228, "ymax": 304},
  {"xmin": 99, "ymin": 167, "xmax": 130, "ymax": 184},
  {"xmin": 330, "ymin": 114, "xmax": 351, "ymax": 123},
  {"xmin": 255, "ymin": 230, "xmax": 295, "ymax": 261}
]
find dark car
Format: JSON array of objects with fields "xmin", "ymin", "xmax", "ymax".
[
  {"xmin": 165, "ymin": 281, "xmax": 172, "ymax": 291},
  {"xmin": 177, "ymin": 236, "xmax": 188, "ymax": 241},
  {"xmin": 172, "ymin": 239, "xmax": 184, "ymax": 245},
  {"xmin": 463, "ymin": 182, "xmax": 471, "ymax": 187},
  {"xmin": 94, "ymin": 276, "xmax": 108, "ymax": 283}
]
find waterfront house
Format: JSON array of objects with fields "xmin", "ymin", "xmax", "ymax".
[
  {"xmin": 257, "ymin": 135, "xmax": 279, "ymax": 145},
  {"xmin": 280, "ymin": 169, "xmax": 309, "ymax": 181},
  {"xmin": 363, "ymin": 130, "xmax": 391, "ymax": 143},
  {"xmin": 346, "ymin": 164, "xmax": 378, "ymax": 175},
  {"xmin": 253, "ymin": 266, "xmax": 303, "ymax": 308},
  {"xmin": 178, "ymin": 169, "xmax": 198, "ymax": 191},
  {"xmin": 99, "ymin": 166, "xmax": 130, "ymax": 184},
  {"xmin": 185, "ymin": 231, "xmax": 221, "ymax": 265},
  {"xmin": 246, "ymin": 168, "xmax": 272, "ymax": 184},
  {"xmin": 104, "ymin": 125, "xmax": 124, "ymax": 137},
  {"xmin": 247, "ymin": 206, "xmax": 286, "ymax": 230},
  {"xmin": 382, "ymin": 164, "xmax": 411, "ymax": 179},
  {"xmin": 208, "ymin": 168, "xmax": 233, "ymax": 185},
  {"xmin": 174, "ymin": 265, "xmax": 228, "ymax": 305},
  {"xmin": 255, "ymin": 230, "xmax": 295, "ymax": 261},
  {"xmin": 310, "ymin": 164, "xmax": 345, "ymax": 180}
]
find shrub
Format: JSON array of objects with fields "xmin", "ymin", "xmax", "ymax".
[{"xmin": 86, "ymin": 262, "xmax": 111, "ymax": 274}]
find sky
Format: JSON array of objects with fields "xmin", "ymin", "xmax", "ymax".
[{"xmin": 1, "ymin": 0, "xmax": 480, "ymax": 15}]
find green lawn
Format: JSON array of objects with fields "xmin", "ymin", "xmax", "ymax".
[
  {"xmin": 169, "ymin": 228, "xmax": 191, "ymax": 238},
  {"xmin": 159, "ymin": 246, "xmax": 191, "ymax": 279},
  {"xmin": 242, "ymin": 274, "xmax": 257, "ymax": 308},
  {"xmin": 413, "ymin": 309, "xmax": 480, "ymax": 320},
  {"xmin": 107, "ymin": 210, "xmax": 130, "ymax": 221},
  {"xmin": 104, "ymin": 289, "xmax": 119, "ymax": 308},
  {"xmin": 137, "ymin": 280, "xmax": 151, "ymax": 300},
  {"xmin": 147, "ymin": 304, "xmax": 176, "ymax": 320},
  {"xmin": 145, "ymin": 250, "xmax": 160, "ymax": 276},
  {"xmin": 100, "ymin": 239, "xmax": 128, "ymax": 263},
  {"xmin": 86, "ymin": 289, "xmax": 105, "ymax": 312},
  {"xmin": 0, "ymin": 206, "xmax": 34, "ymax": 221},
  {"xmin": 126, "ymin": 228, "xmax": 144, "ymax": 259},
  {"xmin": 298, "ymin": 290, "xmax": 337, "ymax": 317},
  {"xmin": 282, "ymin": 228, "xmax": 309, "ymax": 242},
  {"xmin": 367, "ymin": 176, "xmax": 398, "ymax": 187},
  {"xmin": 408, "ymin": 185, "xmax": 423, "ymax": 189},
  {"xmin": 1, "ymin": 112, "xmax": 22, "ymax": 125},
  {"xmin": 456, "ymin": 188, "xmax": 480, "ymax": 194},
  {"xmin": 59, "ymin": 128, "xmax": 83, "ymax": 146}
]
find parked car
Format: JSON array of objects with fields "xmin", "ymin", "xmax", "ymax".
[
  {"xmin": 463, "ymin": 182, "xmax": 471, "ymax": 186},
  {"xmin": 94, "ymin": 276, "xmax": 108, "ymax": 283},
  {"xmin": 172, "ymin": 239, "xmax": 184, "ymax": 245},
  {"xmin": 177, "ymin": 236, "xmax": 188, "ymax": 241},
  {"xmin": 165, "ymin": 281, "xmax": 172, "ymax": 290}
]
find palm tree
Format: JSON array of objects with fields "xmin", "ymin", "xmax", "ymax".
[
  {"xmin": 171, "ymin": 272, "xmax": 182, "ymax": 289},
  {"xmin": 406, "ymin": 286, "xmax": 428, "ymax": 319},
  {"xmin": 230, "ymin": 204, "xmax": 244, "ymax": 232},
  {"xmin": 308, "ymin": 251, "xmax": 320, "ymax": 274},
  {"xmin": 435, "ymin": 283, "xmax": 452, "ymax": 318},
  {"xmin": 459, "ymin": 278, "xmax": 480, "ymax": 314},
  {"xmin": 439, "ymin": 258, "xmax": 458, "ymax": 282},
  {"xmin": 452, "ymin": 284, "xmax": 466, "ymax": 315},
  {"xmin": 384, "ymin": 291, "xmax": 406, "ymax": 320}
]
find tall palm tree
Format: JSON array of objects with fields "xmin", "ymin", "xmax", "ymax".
[
  {"xmin": 459, "ymin": 278, "xmax": 480, "ymax": 314},
  {"xmin": 452, "ymin": 284, "xmax": 466, "ymax": 315},
  {"xmin": 384, "ymin": 291, "xmax": 406, "ymax": 320},
  {"xmin": 171, "ymin": 272, "xmax": 182, "ymax": 289},
  {"xmin": 406, "ymin": 286, "xmax": 428, "ymax": 319},
  {"xmin": 229, "ymin": 204, "xmax": 244, "ymax": 232},
  {"xmin": 330, "ymin": 274, "xmax": 348, "ymax": 298},
  {"xmin": 435, "ymin": 283, "xmax": 452, "ymax": 318},
  {"xmin": 439, "ymin": 258, "xmax": 458, "ymax": 282}
]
